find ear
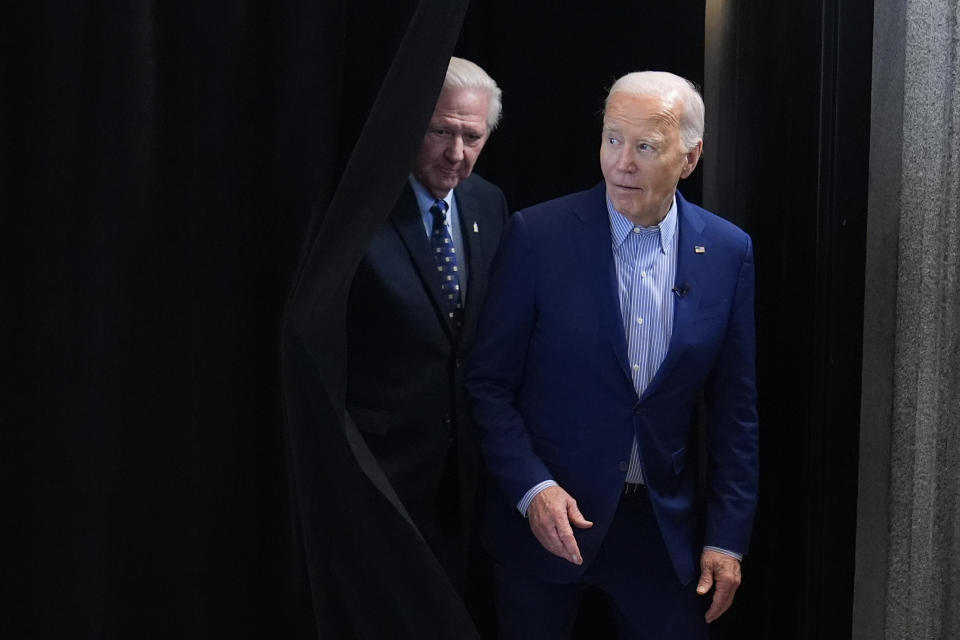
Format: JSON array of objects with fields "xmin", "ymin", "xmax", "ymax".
[{"xmin": 680, "ymin": 140, "xmax": 703, "ymax": 179}]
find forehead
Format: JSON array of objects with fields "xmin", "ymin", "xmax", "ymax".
[
  {"xmin": 603, "ymin": 91, "xmax": 682, "ymax": 135},
  {"xmin": 431, "ymin": 87, "xmax": 490, "ymax": 125}
]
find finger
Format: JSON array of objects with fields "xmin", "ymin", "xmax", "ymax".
[
  {"xmin": 567, "ymin": 503, "xmax": 594, "ymax": 529},
  {"xmin": 704, "ymin": 567, "xmax": 740, "ymax": 623},
  {"xmin": 704, "ymin": 583, "xmax": 734, "ymax": 623},
  {"xmin": 554, "ymin": 518, "xmax": 583, "ymax": 565},
  {"xmin": 696, "ymin": 568, "xmax": 714, "ymax": 596},
  {"xmin": 530, "ymin": 518, "xmax": 565, "ymax": 557}
]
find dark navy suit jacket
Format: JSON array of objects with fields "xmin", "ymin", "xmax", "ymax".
[
  {"xmin": 465, "ymin": 183, "xmax": 758, "ymax": 585},
  {"xmin": 346, "ymin": 174, "xmax": 508, "ymax": 586}
]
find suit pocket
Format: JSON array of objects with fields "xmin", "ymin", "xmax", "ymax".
[
  {"xmin": 349, "ymin": 407, "xmax": 393, "ymax": 437},
  {"xmin": 672, "ymin": 446, "xmax": 687, "ymax": 476}
]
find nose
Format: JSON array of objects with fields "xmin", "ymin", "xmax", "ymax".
[
  {"xmin": 444, "ymin": 135, "xmax": 465, "ymax": 162},
  {"xmin": 615, "ymin": 147, "xmax": 636, "ymax": 173}
]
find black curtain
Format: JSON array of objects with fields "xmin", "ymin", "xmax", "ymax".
[
  {"xmin": 711, "ymin": 2, "xmax": 873, "ymax": 637},
  {"xmin": 4, "ymin": 1, "xmax": 475, "ymax": 636}
]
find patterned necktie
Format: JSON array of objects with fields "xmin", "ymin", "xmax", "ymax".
[{"xmin": 429, "ymin": 199, "xmax": 463, "ymax": 332}]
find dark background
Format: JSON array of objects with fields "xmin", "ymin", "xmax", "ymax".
[
  {"xmin": 457, "ymin": 1, "xmax": 705, "ymax": 209},
  {"xmin": 3, "ymin": 0, "xmax": 870, "ymax": 637}
]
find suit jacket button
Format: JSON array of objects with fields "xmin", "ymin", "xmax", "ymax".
[{"xmin": 619, "ymin": 461, "xmax": 628, "ymax": 472}]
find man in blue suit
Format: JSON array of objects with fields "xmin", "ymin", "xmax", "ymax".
[
  {"xmin": 346, "ymin": 58, "xmax": 508, "ymax": 596},
  {"xmin": 465, "ymin": 71, "xmax": 758, "ymax": 638}
]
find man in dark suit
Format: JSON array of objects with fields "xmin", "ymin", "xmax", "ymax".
[
  {"xmin": 465, "ymin": 71, "xmax": 758, "ymax": 638},
  {"xmin": 346, "ymin": 57, "xmax": 508, "ymax": 593}
]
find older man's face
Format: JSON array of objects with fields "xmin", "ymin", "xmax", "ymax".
[
  {"xmin": 600, "ymin": 92, "xmax": 701, "ymax": 226},
  {"xmin": 413, "ymin": 87, "xmax": 490, "ymax": 198}
]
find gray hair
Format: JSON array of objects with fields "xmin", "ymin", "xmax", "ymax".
[
  {"xmin": 444, "ymin": 56, "xmax": 503, "ymax": 132},
  {"xmin": 605, "ymin": 71, "xmax": 704, "ymax": 150}
]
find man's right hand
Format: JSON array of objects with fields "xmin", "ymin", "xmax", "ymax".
[{"xmin": 527, "ymin": 485, "xmax": 593, "ymax": 565}]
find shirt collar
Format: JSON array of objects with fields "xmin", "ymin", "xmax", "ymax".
[
  {"xmin": 607, "ymin": 194, "xmax": 678, "ymax": 254},
  {"xmin": 409, "ymin": 175, "xmax": 453, "ymax": 217}
]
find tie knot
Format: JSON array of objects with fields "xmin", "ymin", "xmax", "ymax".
[{"xmin": 431, "ymin": 199, "xmax": 449, "ymax": 223}]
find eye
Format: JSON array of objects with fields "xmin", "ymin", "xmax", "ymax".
[
  {"xmin": 431, "ymin": 128, "xmax": 451, "ymax": 137},
  {"xmin": 638, "ymin": 142, "xmax": 653, "ymax": 152},
  {"xmin": 607, "ymin": 136, "xmax": 621, "ymax": 145}
]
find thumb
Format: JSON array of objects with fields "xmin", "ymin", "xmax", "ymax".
[
  {"xmin": 696, "ymin": 567, "xmax": 714, "ymax": 595},
  {"xmin": 567, "ymin": 502, "xmax": 593, "ymax": 529}
]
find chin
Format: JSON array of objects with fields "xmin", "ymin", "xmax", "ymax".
[{"xmin": 435, "ymin": 175, "xmax": 459, "ymax": 189}]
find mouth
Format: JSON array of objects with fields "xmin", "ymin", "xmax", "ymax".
[{"xmin": 612, "ymin": 183, "xmax": 642, "ymax": 192}]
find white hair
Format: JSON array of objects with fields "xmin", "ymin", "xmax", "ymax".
[
  {"xmin": 444, "ymin": 56, "xmax": 503, "ymax": 132},
  {"xmin": 605, "ymin": 71, "xmax": 704, "ymax": 150}
]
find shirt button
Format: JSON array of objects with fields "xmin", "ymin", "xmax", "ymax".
[
  {"xmin": 636, "ymin": 317, "xmax": 644, "ymax": 325},
  {"xmin": 632, "ymin": 364, "xmax": 640, "ymax": 371},
  {"xmin": 641, "ymin": 270, "xmax": 647, "ymax": 278},
  {"xmin": 632, "ymin": 227, "xmax": 642, "ymax": 234}
]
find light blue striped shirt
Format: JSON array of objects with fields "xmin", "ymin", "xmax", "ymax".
[{"xmin": 609, "ymin": 196, "xmax": 678, "ymax": 484}]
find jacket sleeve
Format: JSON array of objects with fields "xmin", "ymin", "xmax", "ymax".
[{"xmin": 703, "ymin": 233, "xmax": 760, "ymax": 556}]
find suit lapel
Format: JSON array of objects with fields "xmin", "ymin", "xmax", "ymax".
[
  {"xmin": 577, "ymin": 184, "xmax": 633, "ymax": 386},
  {"xmin": 454, "ymin": 182, "xmax": 486, "ymax": 340},
  {"xmin": 640, "ymin": 192, "xmax": 708, "ymax": 400},
  {"xmin": 390, "ymin": 184, "xmax": 456, "ymax": 339}
]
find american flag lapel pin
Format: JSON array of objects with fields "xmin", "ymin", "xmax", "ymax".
[
  {"xmin": 473, "ymin": 222, "xmax": 479, "ymax": 233},
  {"xmin": 695, "ymin": 245, "xmax": 706, "ymax": 254}
]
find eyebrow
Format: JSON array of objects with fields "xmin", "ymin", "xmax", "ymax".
[
  {"xmin": 642, "ymin": 131, "xmax": 666, "ymax": 144},
  {"xmin": 603, "ymin": 125, "xmax": 665, "ymax": 144}
]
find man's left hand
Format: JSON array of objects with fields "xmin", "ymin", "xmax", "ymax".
[{"xmin": 696, "ymin": 549, "xmax": 742, "ymax": 623}]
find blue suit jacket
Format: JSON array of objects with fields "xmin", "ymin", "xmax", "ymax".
[{"xmin": 465, "ymin": 183, "xmax": 758, "ymax": 585}]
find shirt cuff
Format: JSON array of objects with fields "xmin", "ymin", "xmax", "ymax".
[
  {"xmin": 703, "ymin": 545, "xmax": 743, "ymax": 561},
  {"xmin": 517, "ymin": 480, "xmax": 558, "ymax": 517}
]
